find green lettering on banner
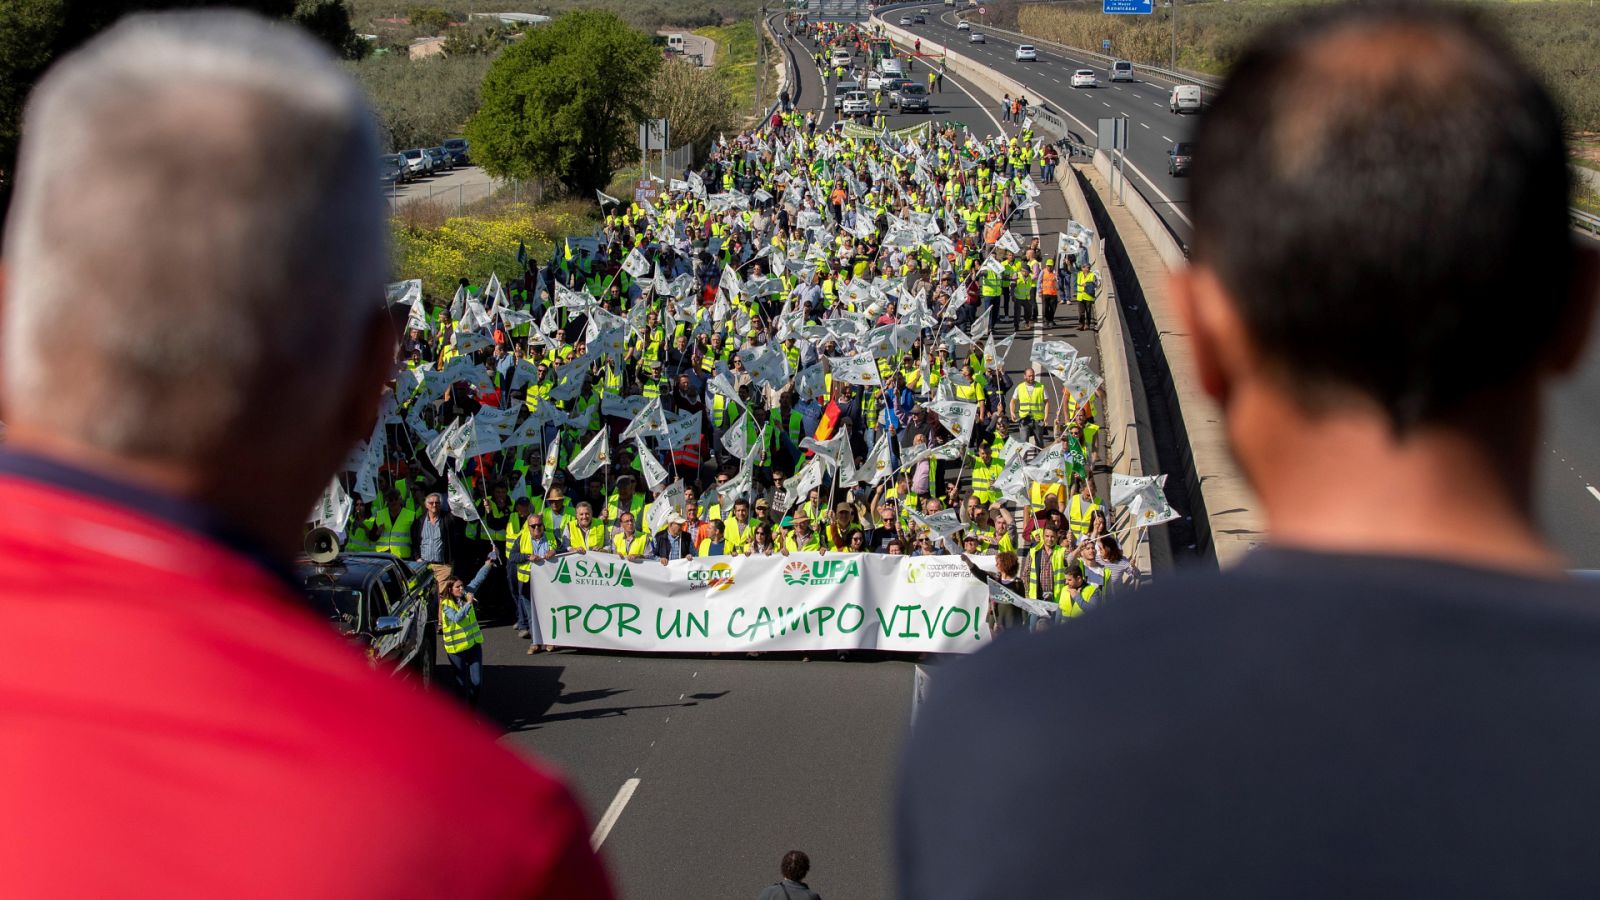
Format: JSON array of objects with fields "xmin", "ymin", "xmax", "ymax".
[
  {"xmin": 876, "ymin": 606, "xmax": 897, "ymax": 638},
  {"xmin": 897, "ymin": 604, "xmax": 920, "ymax": 638},
  {"xmin": 751, "ymin": 606, "xmax": 776, "ymax": 640},
  {"xmin": 687, "ymin": 610, "xmax": 709, "ymax": 638},
  {"xmin": 553, "ymin": 604, "xmax": 582, "ymax": 637},
  {"xmin": 812, "ymin": 606, "xmax": 836, "ymax": 634},
  {"xmin": 838, "ymin": 603, "xmax": 864, "ymax": 634},
  {"xmin": 655, "ymin": 608, "xmax": 705, "ymax": 639},
  {"xmin": 727, "ymin": 607, "xmax": 749, "ymax": 639},
  {"xmin": 941, "ymin": 607, "xmax": 971, "ymax": 637}
]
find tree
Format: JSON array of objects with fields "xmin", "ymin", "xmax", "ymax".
[
  {"xmin": 441, "ymin": 20, "xmax": 511, "ymax": 58},
  {"xmin": 349, "ymin": 53, "xmax": 490, "ymax": 152},
  {"xmin": 0, "ymin": 0, "xmax": 360, "ymax": 223},
  {"xmin": 648, "ymin": 59, "xmax": 734, "ymax": 161},
  {"xmin": 466, "ymin": 10, "xmax": 660, "ymax": 197},
  {"xmin": 407, "ymin": 6, "xmax": 452, "ymax": 36},
  {"xmin": 295, "ymin": 0, "xmax": 368, "ymax": 60}
]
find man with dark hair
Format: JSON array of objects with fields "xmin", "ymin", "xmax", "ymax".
[
  {"xmin": 756, "ymin": 850, "xmax": 821, "ymax": 900},
  {"xmin": 899, "ymin": 5, "xmax": 1600, "ymax": 898}
]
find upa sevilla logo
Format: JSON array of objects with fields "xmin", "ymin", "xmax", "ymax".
[
  {"xmin": 782, "ymin": 558, "xmax": 861, "ymax": 586},
  {"xmin": 550, "ymin": 558, "xmax": 634, "ymax": 587},
  {"xmin": 687, "ymin": 561, "xmax": 736, "ymax": 593}
]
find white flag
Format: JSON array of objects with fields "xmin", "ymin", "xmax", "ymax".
[
  {"xmin": 636, "ymin": 438, "xmax": 670, "ymax": 492},
  {"xmin": 1111, "ymin": 473, "xmax": 1181, "ymax": 527},
  {"xmin": 311, "ymin": 476, "xmax": 352, "ymax": 531},
  {"xmin": 791, "ymin": 456, "xmax": 826, "ymax": 502},
  {"xmin": 645, "ymin": 480, "xmax": 685, "ymax": 533},
  {"xmin": 619, "ymin": 397, "xmax": 668, "ymax": 441},
  {"xmin": 860, "ymin": 433, "xmax": 893, "ymax": 486},
  {"xmin": 444, "ymin": 469, "xmax": 479, "ymax": 522},
  {"xmin": 597, "ymin": 188, "xmax": 622, "ymax": 206},
  {"xmin": 996, "ymin": 230, "xmax": 1022, "ymax": 255},
  {"xmin": 989, "ymin": 578, "xmax": 1057, "ymax": 619},
  {"xmin": 568, "ymin": 427, "xmax": 610, "ymax": 480},
  {"xmin": 622, "ymin": 248, "xmax": 651, "ymax": 279},
  {"xmin": 909, "ymin": 508, "xmax": 964, "ymax": 539},
  {"xmin": 722, "ymin": 412, "xmax": 753, "ymax": 458},
  {"xmin": 385, "ymin": 279, "xmax": 422, "ymax": 308},
  {"xmin": 828, "ymin": 354, "xmax": 882, "ymax": 387},
  {"xmin": 925, "ymin": 399, "xmax": 979, "ymax": 443}
]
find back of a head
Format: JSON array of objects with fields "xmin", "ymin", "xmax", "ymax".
[
  {"xmin": 3, "ymin": 11, "xmax": 386, "ymax": 465},
  {"xmin": 781, "ymin": 849, "xmax": 810, "ymax": 881},
  {"xmin": 1190, "ymin": 2, "xmax": 1575, "ymax": 433}
]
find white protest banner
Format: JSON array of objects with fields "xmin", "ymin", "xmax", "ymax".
[
  {"xmin": 988, "ymin": 578, "xmax": 1056, "ymax": 620},
  {"xmin": 311, "ymin": 476, "xmax": 352, "ymax": 531},
  {"xmin": 533, "ymin": 553, "xmax": 995, "ymax": 653}
]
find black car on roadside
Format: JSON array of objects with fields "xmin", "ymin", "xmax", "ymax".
[
  {"xmin": 297, "ymin": 544, "xmax": 435, "ymax": 685},
  {"xmin": 442, "ymin": 138, "xmax": 471, "ymax": 166}
]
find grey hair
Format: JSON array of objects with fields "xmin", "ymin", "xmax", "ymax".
[{"xmin": 3, "ymin": 10, "xmax": 387, "ymax": 462}]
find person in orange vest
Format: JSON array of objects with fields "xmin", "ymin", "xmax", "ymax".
[
  {"xmin": 983, "ymin": 215, "xmax": 1004, "ymax": 249},
  {"xmin": 1039, "ymin": 258, "xmax": 1062, "ymax": 327}
]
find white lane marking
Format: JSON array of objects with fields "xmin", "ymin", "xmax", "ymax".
[
  {"xmin": 590, "ymin": 778, "xmax": 641, "ymax": 850},
  {"xmin": 1140, "ymin": 122, "xmax": 1150, "ymax": 129},
  {"xmin": 1153, "ymin": 102, "xmax": 1163, "ymax": 108},
  {"xmin": 1589, "ymin": 486, "xmax": 1600, "ymax": 504},
  {"xmin": 1162, "ymin": 135, "xmax": 1173, "ymax": 142},
  {"xmin": 1102, "ymin": 101, "xmax": 1112, "ymax": 107},
  {"xmin": 1113, "ymin": 86, "xmax": 1123, "ymax": 91}
]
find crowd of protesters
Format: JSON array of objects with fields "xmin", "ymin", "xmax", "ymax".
[{"xmin": 319, "ymin": 22, "xmax": 1139, "ymax": 664}]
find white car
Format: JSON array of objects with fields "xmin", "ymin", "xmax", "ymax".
[
  {"xmin": 867, "ymin": 71, "xmax": 886, "ymax": 91},
  {"xmin": 1110, "ymin": 60, "xmax": 1134, "ymax": 81},
  {"xmin": 898, "ymin": 15, "xmax": 912, "ymax": 25},
  {"xmin": 1015, "ymin": 45, "xmax": 1038, "ymax": 62},
  {"xmin": 1070, "ymin": 69, "xmax": 1098, "ymax": 88},
  {"xmin": 841, "ymin": 91, "xmax": 871, "ymax": 117},
  {"xmin": 956, "ymin": 20, "xmax": 970, "ymax": 31},
  {"xmin": 969, "ymin": 32, "xmax": 985, "ymax": 43}
]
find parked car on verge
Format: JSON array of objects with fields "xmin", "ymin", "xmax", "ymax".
[
  {"xmin": 1168, "ymin": 141, "xmax": 1195, "ymax": 176},
  {"xmin": 1015, "ymin": 45, "xmax": 1038, "ymax": 62},
  {"xmin": 1110, "ymin": 60, "xmax": 1134, "ymax": 81},
  {"xmin": 842, "ymin": 90, "xmax": 871, "ymax": 117},
  {"xmin": 969, "ymin": 32, "xmax": 985, "ymax": 43},
  {"xmin": 400, "ymin": 147, "xmax": 430, "ymax": 177},
  {"xmin": 956, "ymin": 20, "xmax": 971, "ymax": 31},
  {"xmin": 425, "ymin": 147, "xmax": 452, "ymax": 173},
  {"xmin": 296, "ymin": 531, "xmax": 435, "ymax": 685},
  {"xmin": 898, "ymin": 82, "xmax": 931, "ymax": 112},
  {"xmin": 1071, "ymin": 68, "xmax": 1098, "ymax": 88},
  {"xmin": 379, "ymin": 153, "xmax": 407, "ymax": 185},
  {"xmin": 1169, "ymin": 83, "xmax": 1204, "ymax": 113},
  {"xmin": 442, "ymin": 137, "xmax": 470, "ymax": 166}
]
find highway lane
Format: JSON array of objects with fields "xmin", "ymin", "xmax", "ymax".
[
  {"xmin": 878, "ymin": 0, "xmax": 1198, "ymax": 245},
  {"xmin": 869, "ymin": 6, "xmax": 1600, "ymax": 565},
  {"xmin": 475, "ymin": 16, "xmax": 1107, "ymax": 900}
]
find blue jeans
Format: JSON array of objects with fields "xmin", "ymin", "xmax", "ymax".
[
  {"xmin": 511, "ymin": 579, "xmax": 532, "ymax": 632},
  {"xmin": 447, "ymin": 642, "xmax": 482, "ymax": 708}
]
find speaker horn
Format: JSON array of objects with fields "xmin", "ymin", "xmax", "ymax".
[{"xmin": 304, "ymin": 526, "xmax": 341, "ymax": 564}]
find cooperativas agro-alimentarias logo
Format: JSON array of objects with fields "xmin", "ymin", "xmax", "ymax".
[
  {"xmin": 687, "ymin": 561, "xmax": 736, "ymax": 593},
  {"xmin": 782, "ymin": 558, "xmax": 861, "ymax": 586},
  {"xmin": 551, "ymin": 558, "xmax": 633, "ymax": 588}
]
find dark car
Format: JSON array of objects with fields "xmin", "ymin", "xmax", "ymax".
[
  {"xmin": 913, "ymin": 13, "xmax": 926, "ymax": 23},
  {"xmin": 884, "ymin": 77, "xmax": 913, "ymax": 106},
  {"xmin": 297, "ymin": 543, "xmax": 435, "ymax": 684},
  {"xmin": 378, "ymin": 153, "xmax": 407, "ymax": 185},
  {"xmin": 442, "ymin": 137, "xmax": 470, "ymax": 166},
  {"xmin": 1168, "ymin": 140, "xmax": 1195, "ymax": 176},
  {"xmin": 426, "ymin": 146, "xmax": 453, "ymax": 173},
  {"xmin": 898, "ymin": 81, "xmax": 930, "ymax": 112}
]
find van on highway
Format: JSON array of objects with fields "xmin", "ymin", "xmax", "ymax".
[
  {"xmin": 1169, "ymin": 83, "xmax": 1204, "ymax": 114},
  {"xmin": 1110, "ymin": 60, "xmax": 1134, "ymax": 82},
  {"xmin": 878, "ymin": 57, "xmax": 904, "ymax": 78}
]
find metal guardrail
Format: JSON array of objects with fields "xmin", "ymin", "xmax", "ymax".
[{"xmin": 1573, "ymin": 207, "xmax": 1600, "ymax": 236}]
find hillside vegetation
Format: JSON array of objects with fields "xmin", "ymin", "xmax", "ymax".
[{"xmin": 1016, "ymin": 0, "xmax": 1600, "ymax": 132}]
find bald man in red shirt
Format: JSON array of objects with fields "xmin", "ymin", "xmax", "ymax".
[{"xmin": 0, "ymin": 11, "xmax": 611, "ymax": 898}]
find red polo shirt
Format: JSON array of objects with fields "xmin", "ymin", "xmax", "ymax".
[{"xmin": 0, "ymin": 452, "xmax": 614, "ymax": 899}]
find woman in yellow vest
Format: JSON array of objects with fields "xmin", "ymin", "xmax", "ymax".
[{"xmin": 439, "ymin": 576, "xmax": 484, "ymax": 708}]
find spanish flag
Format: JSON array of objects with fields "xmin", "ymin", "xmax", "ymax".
[{"xmin": 811, "ymin": 400, "xmax": 842, "ymax": 451}]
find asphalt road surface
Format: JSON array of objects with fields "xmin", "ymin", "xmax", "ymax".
[
  {"xmin": 877, "ymin": 3, "xmax": 1600, "ymax": 567},
  {"xmin": 461, "ymin": 15, "xmax": 1103, "ymax": 900},
  {"xmin": 879, "ymin": 0, "xmax": 1198, "ymax": 246},
  {"xmin": 387, "ymin": 164, "xmax": 501, "ymax": 209}
]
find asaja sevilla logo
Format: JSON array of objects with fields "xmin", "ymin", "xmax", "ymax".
[
  {"xmin": 782, "ymin": 558, "xmax": 861, "ymax": 586},
  {"xmin": 687, "ymin": 561, "xmax": 736, "ymax": 593},
  {"xmin": 551, "ymin": 558, "xmax": 633, "ymax": 587}
]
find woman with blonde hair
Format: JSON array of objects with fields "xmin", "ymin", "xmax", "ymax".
[{"xmin": 438, "ymin": 576, "xmax": 483, "ymax": 709}]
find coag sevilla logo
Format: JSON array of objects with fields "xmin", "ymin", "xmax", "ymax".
[{"xmin": 688, "ymin": 561, "xmax": 736, "ymax": 593}]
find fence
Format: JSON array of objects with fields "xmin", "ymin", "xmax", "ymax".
[{"xmin": 387, "ymin": 174, "xmax": 552, "ymax": 214}]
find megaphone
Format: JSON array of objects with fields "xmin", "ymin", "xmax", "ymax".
[{"xmin": 304, "ymin": 526, "xmax": 341, "ymax": 564}]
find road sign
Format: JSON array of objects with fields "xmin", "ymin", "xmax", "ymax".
[
  {"xmin": 638, "ymin": 119, "xmax": 668, "ymax": 152},
  {"xmin": 1102, "ymin": 38, "xmax": 1112, "ymax": 51},
  {"xmin": 1103, "ymin": 0, "xmax": 1153, "ymax": 14},
  {"xmin": 1096, "ymin": 116, "xmax": 1128, "ymax": 151}
]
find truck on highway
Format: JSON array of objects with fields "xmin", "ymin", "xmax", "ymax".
[{"xmin": 1169, "ymin": 84, "xmax": 1204, "ymax": 114}]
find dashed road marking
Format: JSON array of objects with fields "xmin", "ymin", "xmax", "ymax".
[{"xmin": 590, "ymin": 778, "xmax": 640, "ymax": 850}]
